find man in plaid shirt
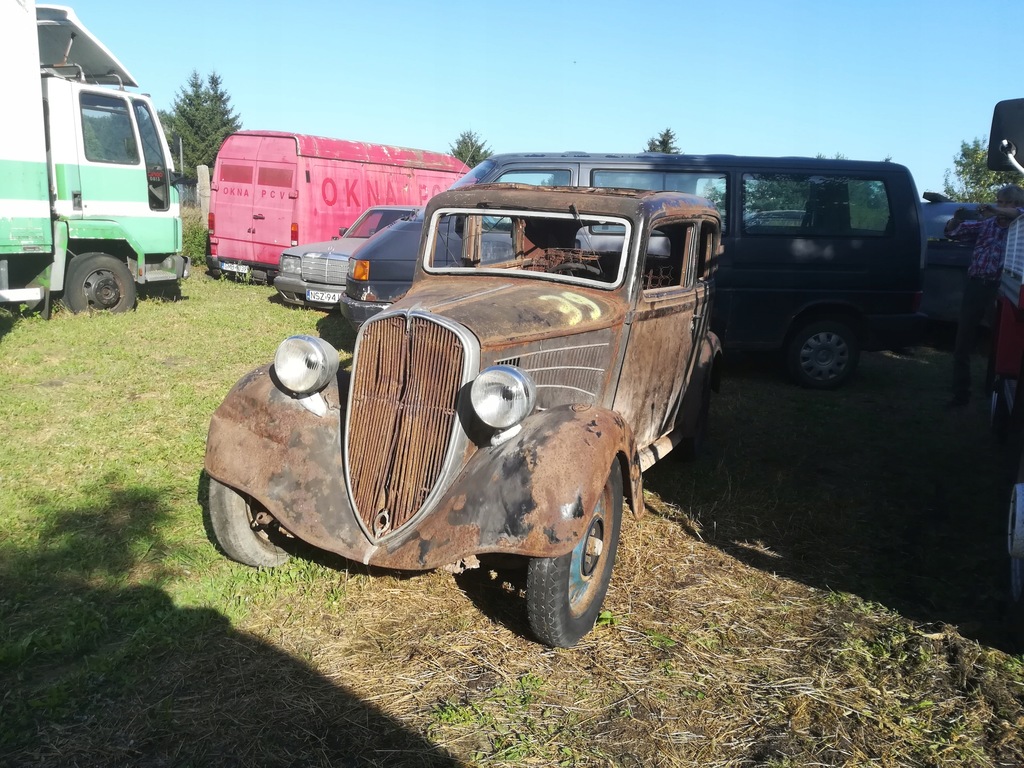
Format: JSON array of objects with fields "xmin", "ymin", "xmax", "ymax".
[{"xmin": 944, "ymin": 184, "xmax": 1024, "ymax": 407}]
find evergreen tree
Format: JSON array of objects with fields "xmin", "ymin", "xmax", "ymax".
[
  {"xmin": 163, "ymin": 71, "xmax": 242, "ymax": 179},
  {"xmin": 645, "ymin": 128, "xmax": 680, "ymax": 154},
  {"xmin": 450, "ymin": 130, "xmax": 492, "ymax": 167}
]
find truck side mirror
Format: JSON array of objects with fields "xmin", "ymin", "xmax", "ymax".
[{"xmin": 988, "ymin": 99, "xmax": 1024, "ymax": 172}]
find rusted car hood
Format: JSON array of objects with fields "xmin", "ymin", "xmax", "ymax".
[{"xmin": 391, "ymin": 277, "xmax": 625, "ymax": 346}]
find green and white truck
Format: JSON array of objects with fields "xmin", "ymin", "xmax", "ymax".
[{"xmin": 0, "ymin": 2, "xmax": 187, "ymax": 316}]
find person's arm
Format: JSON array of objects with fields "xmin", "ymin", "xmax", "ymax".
[{"xmin": 944, "ymin": 210, "xmax": 982, "ymax": 240}]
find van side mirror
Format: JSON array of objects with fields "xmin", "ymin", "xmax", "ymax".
[{"xmin": 988, "ymin": 99, "xmax": 1024, "ymax": 172}]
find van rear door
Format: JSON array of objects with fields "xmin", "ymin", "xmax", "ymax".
[
  {"xmin": 249, "ymin": 136, "xmax": 298, "ymax": 268},
  {"xmin": 212, "ymin": 134, "xmax": 298, "ymax": 270}
]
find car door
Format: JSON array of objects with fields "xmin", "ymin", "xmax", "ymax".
[{"xmin": 613, "ymin": 218, "xmax": 709, "ymax": 450}]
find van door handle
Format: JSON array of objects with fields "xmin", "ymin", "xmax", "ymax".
[{"xmin": 252, "ymin": 213, "xmax": 265, "ymax": 220}]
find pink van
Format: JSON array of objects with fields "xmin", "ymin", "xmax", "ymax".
[{"xmin": 206, "ymin": 131, "xmax": 467, "ymax": 282}]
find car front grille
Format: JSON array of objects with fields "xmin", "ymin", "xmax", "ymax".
[
  {"xmin": 346, "ymin": 313, "xmax": 469, "ymax": 539},
  {"xmin": 300, "ymin": 255, "xmax": 348, "ymax": 284}
]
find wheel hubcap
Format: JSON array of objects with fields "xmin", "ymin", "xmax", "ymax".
[
  {"xmin": 83, "ymin": 269, "xmax": 122, "ymax": 309},
  {"xmin": 568, "ymin": 496, "xmax": 607, "ymax": 612},
  {"xmin": 800, "ymin": 331, "xmax": 849, "ymax": 381}
]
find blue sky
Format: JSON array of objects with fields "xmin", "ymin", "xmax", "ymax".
[{"xmin": 63, "ymin": 0, "xmax": 1021, "ymax": 197}]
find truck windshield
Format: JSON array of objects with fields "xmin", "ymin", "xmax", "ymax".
[{"xmin": 425, "ymin": 209, "xmax": 630, "ymax": 288}]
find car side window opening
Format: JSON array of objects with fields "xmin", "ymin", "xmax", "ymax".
[
  {"xmin": 641, "ymin": 222, "xmax": 695, "ymax": 293},
  {"xmin": 591, "ymin": 170, "xmax": 728, "ymax": 231},
  {"xmin": 741, "ymin": 173, "xmax": 891, "ymax": 236},
  {"xmin": 80, "ymin": 92, "xmax": 139, "ymax": 165}
]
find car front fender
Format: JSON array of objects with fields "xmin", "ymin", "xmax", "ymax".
[{"xmin": 369, "ymin": 404, "xmax": 643, "ymax": 569}]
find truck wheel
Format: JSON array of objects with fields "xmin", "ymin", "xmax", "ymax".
[
  {"xmin": 63, "ymin": 252, "xmax": 137, "ymax": 313},
  {"xmin": 209, "ymin": 478, "xmax": 290, "ymax": 567},
  {"xmin": 526, "ymin": 464, "xmax": 622, "ymax": 647},
  {"xmin": 1008, "ymin": 457, "xmax": 1024, "ymax": 649},
  {"xmin": 786, "ymin": 319, "xmax": 860, "ymax": 389}
]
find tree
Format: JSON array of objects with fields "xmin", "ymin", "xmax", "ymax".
[
  {"xmin": 162, "ymin": 71, "xmax": 242, "ymax": 179},
  {"xmin": 450, "ymin": 130, "xmax": 492, "ymax": 167},
  {"xmin": 943, "ymin": 136, "xmax": 1021, "ymax": 202},
  {"xmin": 645, "ymin": 128, "xmax": 680, "ymax": 154}
]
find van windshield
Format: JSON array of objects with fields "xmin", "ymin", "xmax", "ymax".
[
  {"xmin": 424, "ymin": 208, "xmax": 630, "ymax": 288},
  {"xmin": 449, "ymin": 159, "xmax": 497, "ymax": 189}
]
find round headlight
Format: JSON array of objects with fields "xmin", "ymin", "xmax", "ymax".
[
  {"xmin": 471, "ymin": 365, "xmax": 537, "ymax": 430},
  {"xmin": 273, "ymin": 335, "xmax": 339, "ymax": 395}
]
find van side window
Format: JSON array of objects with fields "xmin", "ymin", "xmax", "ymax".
[
  {"xmin": 741, "ymin": 174, "xmax": 891, "ymax": 237},
  {"xmin": 80, "ymin": 93, "xmax": 139, "ymax": 165},
  {"xmin": 495, "ymin": 169, "xmax": 572, "ymax": 186},
  {"xmin": 641, "ymin": 222, "xmax": 694, "ymax": 293},
  {"xmin": 592, "ymin": 170, "xmax": 728, "ymax": 231}
]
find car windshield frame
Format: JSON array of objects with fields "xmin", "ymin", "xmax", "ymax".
[{"xmin": 422, "ymin": 207, "xmax": 633, "ymax": 290}]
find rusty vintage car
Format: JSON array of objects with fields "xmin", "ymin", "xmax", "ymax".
[{"xmin": 204, "ymin": 184, "xmax": 723, "ymax": 647}]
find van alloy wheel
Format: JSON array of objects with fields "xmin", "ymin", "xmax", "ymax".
[{"xmin": 526, "ymin": 463, "xmax": 623, "ymax": 648}]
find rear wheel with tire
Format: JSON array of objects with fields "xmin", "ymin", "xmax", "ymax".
[
  {"xmin": 786, "ymin": 319, "xmax": 860, "ymax": 389},
  {"xmin": 63, "ymin": 252, "xmax": 136, "ymax": 313},
  {"xmin": 676, "ymin": 370, "xmax": 712, "ymax": 461},
  {"xmin": 209, "ymin": 478, "xmax": 290, "ymax": 567},
  {"xmin": 526, "ymin": 463, "xmax": 623, "ymax": 647}
]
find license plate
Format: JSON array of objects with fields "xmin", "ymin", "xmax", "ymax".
[
  {"xmin": 307, "ymin": 290, "xmax": 342, "ymax": 303},
  {"xmin": 221, "ymin": 262, "xmax": 249, "ymax": 274}
]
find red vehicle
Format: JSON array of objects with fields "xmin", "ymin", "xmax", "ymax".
[
  {"xmin": 206, "ymin": 131, "xmax": 467, "ymax": 282},
  {"xmin": 984, "ymin": 99, "xmax": 1024, "ymax": 641}
]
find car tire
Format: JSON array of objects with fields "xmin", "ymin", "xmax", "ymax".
[
  {"xmin": 786, "ymin": 319, "xmax": 860, "ymax": 389},
  {"xmin": 208, "ymin": 478, "xmax": 290, "ymax": 568},
  {"xmin": 63, "ymin": 252, "xmax": 136, "ymax": 314},
  {"xmin": 526, "ymin": 463, "xmax": 623, "ymax": 648}
]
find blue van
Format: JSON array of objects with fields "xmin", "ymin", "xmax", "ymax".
[{"xmin": 343, "ymin": 153, "xmax": 927, "ymax": 388}]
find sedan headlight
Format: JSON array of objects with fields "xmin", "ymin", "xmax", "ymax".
[
  {"xmin": 280, "ymin": 255, "xmax": 301, "ymax": 275},
  {"xmin": 274, "ymin": 335, "xmax": 339, "ymax": 395},
  {"xmin": 471, "ymin": 365, "xmax": 536, "ymax": 430}
]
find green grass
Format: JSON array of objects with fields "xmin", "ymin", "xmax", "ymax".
[{"xmin": 0, "ymin": 276, "xmax": 1022, "ymax": 767}]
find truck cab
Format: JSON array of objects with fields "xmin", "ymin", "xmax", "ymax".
[{"xmin": 0, "ymin": 3, "xmax": 186, "ymax": 315}]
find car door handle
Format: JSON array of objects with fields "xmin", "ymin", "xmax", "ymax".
[{"xmin": 253, "ymin": 213, "xmax": 265, "ymax": 220}]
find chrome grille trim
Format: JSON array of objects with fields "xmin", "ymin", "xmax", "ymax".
[
  {"xmin": 300, "ymin": 254, "xmax": 349, "ymax": 284},
  {"xmin": 345, "ymin": 310, "xmax": 479, "ymax": 542},
  {"xmin": 497, "ymin": 337, "xmax": 611, "ymax": 409}
]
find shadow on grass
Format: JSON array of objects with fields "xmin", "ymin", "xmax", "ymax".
[
  {"xmin": 0, "ymin": 478, "xmax": 464, "ymax": 768},
  {"xmin": 643, "ymin": 344, "xmax": 1018, "ymax": 653}
]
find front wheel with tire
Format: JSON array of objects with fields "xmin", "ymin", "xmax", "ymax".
[
  {"xmin": 526, "ymin": 463, "xmax": 623, "ymax": 647},
  {"xmin": 208, "ymin": 478, "xmax": 290, "ymax": 567},
  {"xmin": 63, "ymin": 252, "xmax": 137, "ymax": 313},
  {"xmin": 786, "ymin": 319, "xmax": 860, "ymax": 389}
]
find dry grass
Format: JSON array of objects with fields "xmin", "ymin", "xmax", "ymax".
[{"xmin": 1, "ymin": 279, "xmax": 1023, "ymax": 767}]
